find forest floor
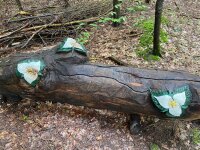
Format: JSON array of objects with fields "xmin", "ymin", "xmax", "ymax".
[{"xmin": 0, "ymin": 0, "xmax": 200, "ymax": 149}]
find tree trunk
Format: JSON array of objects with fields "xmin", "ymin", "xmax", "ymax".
[
  {"xmin": 153, "ymin": 0, "xmax": 164, "ymax": 56},
  {"xmin": 0, "ymin": 45, "xmax": 200, "ymax": 121},
  {"xmin": 112, "ymin": 0, "xmax": 121, "ymax": 27},
  {"xmin": 15, "ymin": 0, "xmax": 23, "ymax": 11}
]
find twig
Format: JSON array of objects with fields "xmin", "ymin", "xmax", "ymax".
[
  {"xmin": 108, "ymin": 56, "xmax": 129, "ymax": 66},
  {"xmin": 21, "ymin": 16, "xmax": 59, "ymax": 48},
  {"xmin": 127, "ymin": 32, "xmax": 143, "ymax": 38},
  {"xmin": 0, "ymin": 22, "xmax": 30, "ymax": 39},
  {"xmin": 21, "ymin": 17, "xmax": 100, "ymax": 32},
  {"xmin": 193, "ymin": 55, "xmax": 200, "ymax": 58},
  {"xmin": 174, "ymin": 0, "xmax": 180, "ymax": 11},
  {"xmin": 21, "ymin": 28, "xmax": 44, "ymax": 48},
  {"xmin": 38, "ymin": 33, "xmax": 47, "ymax": 46},
  {"xmin": 180, "ymin": 13, "xmax": 200, "ymax": 19}
]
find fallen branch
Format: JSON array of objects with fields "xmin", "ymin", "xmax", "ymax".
[
  {"xmin": 21, "ymin": 17, "xmax": 100, "ymax": 32},
  {"xmin": 0, "ymin": 22, "xmax": 30, "ymax": 39},
  {"xmin": 180, "ymin": 13, "xmax": 200, "ymax": 19},
  {"xmin": 21, "ymin": 16, "xmax": 62, "ymax": 48},
  {"xmin": 108, "ymin": 56, "xmax": 129, "ymax": 66},
  {"xmin": 21, "ymin": 27, "xmax": 44, "ymax": 48}
]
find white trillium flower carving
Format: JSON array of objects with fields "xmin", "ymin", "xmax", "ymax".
[
  {"xmin": 63, "ymin": 38, "xmax": 83, "ymax": 50},
  {"xmin": 17, "ymin": 61, "xmax": 41, "ymax": 85},
  {"xmin": 57, "ymin": 37, "xmax": 87, "ymax": 55},
  {"xmin": 154, "ymin": 92, "xmax": 186, "ymax": 117}
]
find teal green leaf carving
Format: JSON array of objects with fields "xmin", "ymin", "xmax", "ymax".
[
  {"xmin": 150, "ymin": 85, "xmax": 192, "ymax": 117},
  {"xmin": 57, "ymin": 38, "xmax": 87, "ymax": 55}
]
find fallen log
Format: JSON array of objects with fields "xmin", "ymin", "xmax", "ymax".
[{"xmin": 0, "ymin": 44, "xmax": 200, "ymax": 122}]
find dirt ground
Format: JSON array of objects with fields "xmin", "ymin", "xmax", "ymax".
[{"xmin": 0, "ymin": 0, "xmax": 200, "ymax": 149}]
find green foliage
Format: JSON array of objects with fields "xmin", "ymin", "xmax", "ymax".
[
  {"xmin": 99, "ymin": 0, "xmax": 125, "ymax": 25},
  {"xmin": 135, "ymin": 17, "xmax": 169, "ymax": 61},
  {"xmin": 148, "ymin": 55, "xmax": 160, "ymax": 61},
  {"xmin": 136, "ymin": 48, "xmax": 160, "ymax": 61},
  {"xmin": 77, "ymin": 22, "xmax": 86, "ymax": 29},
  {"xmin": 22, "ymin": 114, "xmax": 29, "ymax": 121},
  {"xmin": 127, "ymin": 2, "xmax": 147, "ymax": 13},
  {"xmin": 114, "ymin": 0, "xmax": 124, "ymax": 9},
  {"xmin": 192, "ymin": 128, "xmax": 200, "ymax": 145},
  {"xmin": 77, "ymin": 31, "xmax": 90, "ymax": 45},
  {"xmin": 89, "ymin": 23, "xmax": 98, "ymax": 28},
  {"xmin": 150, "ymin": 143, "xmax": 160, "ymax": 150},
  {"xmin": 99, "ymin": 14, "xmax": 126, "ymax": 24},
  {"xmin": 77, "ymin": 22, "xmax": 99, "ymax": 30},
  {"xmin": 161, "ymin": 16, "xmax": 170, "ymax": 25}
]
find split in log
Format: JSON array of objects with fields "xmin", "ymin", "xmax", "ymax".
[{"xmin": 0, "ymin": 44, "xmax": 200, "ymax": 122}]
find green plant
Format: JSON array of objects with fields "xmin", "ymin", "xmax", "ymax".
[
  {"xmin": 98, "ymin": 0, "xmax": 125, "ymax": 26},
  {"xmin": 89, "ymin": 23, "xmax": 98, "ymax": 28},
  {"xmin": 150, "ymin": 143, "xmax": 160, "ymax": 150},
  {"xmin": 127, "ymin": 2, "xmax": 147, "ymax": 13},
  {"xmin": 77, "ymin": 31, "xmax": 90, "ymax": 45},
  {"xmin": 22, "ymin": 114, "xmax": 29, "ymax": 121},
  {"xmin": 77, "ymin": 22, "xmax": 86, "ymax": 30},
  {"xmin": 136, "ymin": 48, "xmax": 160, "ymax": 61},
  {"xmin": 192, "ymin": 128, "xmax": 200, "ymax": 145},
  {"xmin": 135, "ymin": 17, "xmax": 168, "ymax": 60},
  {"xmin": 99, "ymin": 14, "xmax": 126, "ymax": 24}
]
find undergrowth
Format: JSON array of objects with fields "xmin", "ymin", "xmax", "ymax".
[
  {"xmin": 127, "ymin": 1, "xmax": 147, "ymax": 13},
  {"xmin": 150, "ymin": 143, "xmax": 160, "ymax": 150},
  {"xmin": 77, "ymin": 31, "xmax": 90, "ymax": 45},
  {"xmin": 99, "ymin": 12, "xmax": 126, "ymax": 25},
  {"xmin": 134, "ymin": 17, "xmax": 169, "ymax": 61},
  {"xmin": 99, "ymin": 0, "xmax": 125, "ymax": 25}
]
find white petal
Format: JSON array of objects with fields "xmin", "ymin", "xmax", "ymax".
[
  {"xmin": 17, "ymin": 61, "xmax": 41, "ymax": 74},
  {"xmin": 17, "ymin": 62, "xmax": 29, "ymax": 74},
  {"xmin": 28, "ymin": 61, "xmax": 41, "ymax": 71},
  {"xmin": 68, "ymin": 38, "xmax": 76, "ymax": 43},
  {"xmin": 24, "ymin": 73, "xmax": 38, "ymax": 84},
  {"xmin": 154, "ymin": 95, "xmax": 172, "ymax": 109},
  {"xmin": 63, "ymin": 38, "xmax": 74, "ymax": 48},
  {"xmin": 169, "ymin": 105, "xmax": 182, "ymax": 117},
  {"xmin": 63, "ymin": 38, "xmax": 82, "ymax": 49},
  {"xmin": 173, "ymin": 92, "xmax": 186, "ymax": 106}
]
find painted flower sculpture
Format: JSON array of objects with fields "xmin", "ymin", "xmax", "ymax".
[
  {"xmin": 151, "ymin": 86, "xmax": 191, "ymax": 117},
  {"xmin": 57, "ymin": 38, "xmax": 87, "ymax": 55},
  {"xmin": 16, "ymin": 59, "xmax": 45, "ymax": 86}
]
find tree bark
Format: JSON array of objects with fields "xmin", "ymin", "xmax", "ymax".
[
  {"xmin": 0, "ymin": 45, "xmax": 200, "ymax": 120},
  {"xmin": 112, "ymin": 0, "xmax": 121, "ymax": 27},
  {"xmin": 153, "ymin": 0, "xmax": 164, "ymax": 56}
]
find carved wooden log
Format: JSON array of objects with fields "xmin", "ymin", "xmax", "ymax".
[{"xmin": 0, "ymin": 45, "xmax": 200, "ymax": 120}]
